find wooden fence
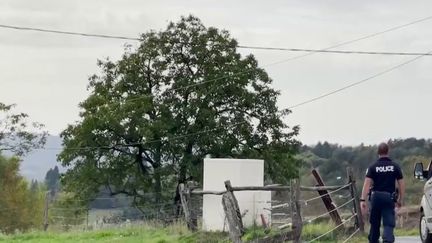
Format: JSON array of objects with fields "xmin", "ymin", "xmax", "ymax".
[{"xmin": 179, "ymin": 168, "xmax": 364, "ymax": 243}]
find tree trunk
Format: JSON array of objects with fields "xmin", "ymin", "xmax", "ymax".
[
  {"xmin": 136, "ymin": 146, "xmax": 147, "ymax": 175},
  {"xmin": 154, "ymin": 145, "xmax": 162, "ymax": 203},
  {"xmin": 180, "ymin": 142, "xmax": 194, "ymax": 182},
  {"xmin": 154, "ymin": 165, "xmax": 162, "ymax": 203},
  {"xmin": 179, "ymin": 164, "xmax": 187, "ymax": 183}
]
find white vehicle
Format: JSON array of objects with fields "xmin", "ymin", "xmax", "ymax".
[{"xmin": 414, "ymin": 161, "xmax": 432, "ymax": 243}]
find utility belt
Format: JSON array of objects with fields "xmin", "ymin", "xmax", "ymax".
[{"xmin": 369, "ymin": 190, "xmax": 398, "ymax": 203}]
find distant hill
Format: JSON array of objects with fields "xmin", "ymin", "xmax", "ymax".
[{"xmin": 19, "ymin": 135, "xmax": 65, "ymax": 181}]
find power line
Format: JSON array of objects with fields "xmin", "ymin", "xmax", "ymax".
[
  {"xmin": 298, "ymin": 14, "xmax": 432, "ymax": 52},
  {"xmin": 287, "ymin": 49, "xmax": 432, "ymax": 109},
  {"xmin": 1, "ymin": 15, "xmax": 431, "ymax": 106},
  {"xmin": 0, "ymin": 24, "xmax": 140, "ymax": 41},
  {"xmin": 43, "ymin": 46, "xmax": 432, "ymax": 152},
  {"xmin": 2, "ymin": 19, "xmax": 432, "ymax": 57},
  {"xmin": 87, "ymin": 14, "xmax": 432, "ymax": 105},
  {"xmin": 258, "ymin": 14, "xmax": 432, "ymax": 68},
  {"xmin": 237, "ymin": 45, "xmax": 432, "ymax": 56},
  {"xmin": 22, "ymin": 15, "xmax": 432, "ymax": 151}
]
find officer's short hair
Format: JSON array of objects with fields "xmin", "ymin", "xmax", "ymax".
[{"xmin": 378, "ymin": 142, "xmax": 389, "ymax": 155}]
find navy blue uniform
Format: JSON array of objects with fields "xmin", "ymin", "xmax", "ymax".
[{"xmin": 366, "ymin": 157, "xmax": 403, "ymax": 243}]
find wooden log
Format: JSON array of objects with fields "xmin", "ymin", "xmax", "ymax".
[
  {"xmin": 222, "ymin": 184, "xmax": 244, "ymax": 243},
  {"xmin": 347, "ymin": 167, "xmax": 365, "ymax": 233},
  {"xmin": 312, "ymin": 169, "xmax": 343, "ymax": 226},
  {"xmin": 225, "ymin": 180, "xmax": 244, "ymax": 235},
  {"xmin": 222, "ymin": 195, "xmax": 243, "ymax": 243}
]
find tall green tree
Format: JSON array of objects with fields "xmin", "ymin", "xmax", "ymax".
[
  {"xmin": 59, "ymin": 16, "xmax": 300, "ymax": 203},
  {"xmin": 0, "ymin": 102, "xmax": 47, "ymax": 155},
  {"xmin": 45, "ymin": 166, "xmax": 60, "ymax": 195},
  {"xmin": 0, "ymin": 155, "xmax": 45, "ymax": 233}
]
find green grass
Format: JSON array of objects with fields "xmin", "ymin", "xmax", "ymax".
[
  {"xmin": 0, "ymin": 222, "xmax": 419, "ymax": 242},
  {"xmin": 0, "ymin": 224, "xmax": 228, "ymax": 243},
  {"xmin": 395, "ymin": 227, "xmax": 418, "ymax": 236},
  {"xmin": 302, "ymin": 223, "xmax": 341, "ymax": 242},
  {"xmin": 241, "ymin": 225, "xmax": 278, "ymax": 241}
]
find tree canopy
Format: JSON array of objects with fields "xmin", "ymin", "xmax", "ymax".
[
  {"xmin": 0, "ymin": 154, "xmax": 45, "ymax": 233},
  {"xmin": 0, "ymin": 102, "xmax": 47, "ymax": 156},
  {"xmin": 59, "ymin": 16, "xmax": 300, "ymax": 203}
]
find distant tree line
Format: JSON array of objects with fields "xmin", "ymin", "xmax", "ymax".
[{"xmin": 298, "ymin": 138, "xmax": 432, "ymax": 205}]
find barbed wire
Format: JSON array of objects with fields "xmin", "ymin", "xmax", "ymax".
[
  {"xmin": 300, "ymin": 183, "xmax": 351, "ymax": 205},
  {"xmin": 267, "ymin": 203, "xmax": 289, "ymax": 210},
  {"xmin": 51, "ymin": 191, "xmax": 176, "ymax": 201},
  {"xmin": 303, "ymin": 198, "xmax": 354, "ymax": 224},
  {"xmin": 49, "ymin": 204, "xmax": 177, "ymax": 212},
  {"xmin": 49, "ymin": 207, "xmax": 88, "ymax": 211},
  {"xmin": 307, "ymin": 213, "xmax": 357, "ymax": 243},
  {"xmin": 48, "ymin": 210, "xmax": 185, "ymax": 223},
  {"xmin": 342, "ymin": 228, "xmax": 360, "ymax": 243},
  {"xmin": 50, "ymin": 215, "xmax": 87, "ymax": 220}
]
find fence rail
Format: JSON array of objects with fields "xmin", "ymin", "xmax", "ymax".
[
  {"xmin": 179, "ymin": 167, "xmax": 364, "ymax": 243},
  {"xmin": 32, "ymin": 167, "xmax": 364, "ymax": 243}
]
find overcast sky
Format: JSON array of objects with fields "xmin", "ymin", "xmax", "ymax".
[{"xmin": 1, "ymin": 0, "xmax": 432, "ymax": 146}]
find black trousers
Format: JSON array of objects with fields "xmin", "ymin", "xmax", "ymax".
[{"xmin": 369, "ymin": 191, "xmax": 396, "ymax": 243}]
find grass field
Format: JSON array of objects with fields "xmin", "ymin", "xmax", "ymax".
[
  {"xmin": 0, "ymin": 222, "xmax": 419, "ymax": 242},
  {"xmin": 0, "ymin": 223, "xmax": 229, "ymax": 243}
]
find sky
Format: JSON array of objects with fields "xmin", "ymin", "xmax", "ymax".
[{"xmin": 1, "ymin": 0, "xmax": 432, "ymax": 146}]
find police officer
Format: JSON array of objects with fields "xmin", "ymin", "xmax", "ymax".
[{"xmin": 360, "ymin": 142, "xmax": 405, "ymax": 243}]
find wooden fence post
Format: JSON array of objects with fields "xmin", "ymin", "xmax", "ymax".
[
  {"xmin": 347, "ymin": 167, "xmax": 365, "ymax": 232},
  {"xmin": 291, "ymin": 179, "xmax": 303, "ymax": 243},
  {"xmin": 86, "ymin": 207, "xmax": 89, "ymax": 230},
  {"xmin": 43, "ymin": 191, "xmax": 50, "ymax": 231},
  {"xmin": 186, "ymin": 181, "xmax": 198, "ymax": 230},
  {"xmin": 312, "ymin": 169, "xmax": 343, "ymax": 226},
  {"xmin": 222, "ymin": 180, "xmax": 244, "ymax": 243},
  {"xmin": 179, "ymin": 183, "xmax": 198, "ymax": 231}
]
